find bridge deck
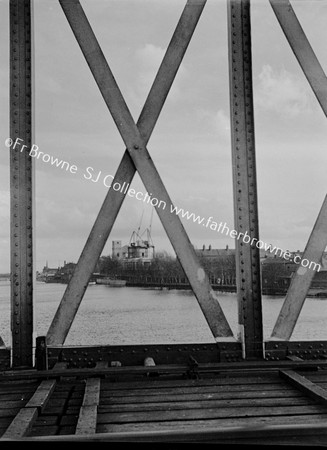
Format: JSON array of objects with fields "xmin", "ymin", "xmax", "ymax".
[{"xmin": 1, "ymin": 361, "xmax": 327, "ymax": 443}]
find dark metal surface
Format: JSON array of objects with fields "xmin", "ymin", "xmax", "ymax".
[
  {"xmin": 1, "ymin": 357, "xmax": 327, "ymax": 383},
  {"xmin": 227, "ymin": 0, "xmax": 263, "ymax": 358},
  {"xmin": 32, "ymin": 340, "xmax": 327, "ymax": 371},
  {"xmin": 265, "ymin": 340, "xmax": 327, "ymax": 361},
  {"xmin": 43, "ymin": 341, "xmax": 327, "ymax": 368},
  {"xmin": 46, "ymin": 343, "xmax": 223, "ymax": 369},
  {"xmin": 0, "ymin": 349, "xmax": 11, "ymax": 371},
  {"xmin": 9, "ymin": 0, "xmax": 34, "ymax": 368}
]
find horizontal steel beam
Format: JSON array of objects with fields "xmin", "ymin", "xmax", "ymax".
[{"xmin": 1, "ymin": 359, "xmax": 327, "ymax": 382}]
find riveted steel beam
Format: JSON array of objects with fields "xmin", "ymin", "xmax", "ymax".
[
  {"xmin": 271, "ymin": 195, "xmax": 327, "ymax": 341},
  {"xmin": 270, "ymin": 0, "xmax": 327, "ymax": 118},
  {"xmin": 47, "ymin": 0, "xmax": 233, "ymax": 345},
  {"xmin": 227, "ymin": 0, "xmax": 263, "ymax": 359},
  {"xmin": 9, "ymin": 0, "xmax": 34, "ymax": 368},
  {"xmin": 44, "ymin": 342, "xmax": 236, "ymax": 368},
  {"xmin": 46, "ymin": 0, "xmax": 207, "ymax": 345}
]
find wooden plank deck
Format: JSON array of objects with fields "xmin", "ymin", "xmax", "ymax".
[{"xmin": 0, "ymin": 363, "xmax": 327, "ymax": 443}]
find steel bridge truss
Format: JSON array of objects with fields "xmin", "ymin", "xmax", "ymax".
[{"xmin": 3, "ymin": 0, "xmax": 327, "ymax": 370}]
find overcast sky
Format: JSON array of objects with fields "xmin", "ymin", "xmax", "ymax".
[{"xmin": 0, "ymin": 0, "xmax": 326, "ymax": 273}]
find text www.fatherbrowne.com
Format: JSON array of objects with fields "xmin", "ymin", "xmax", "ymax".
[
  {"xmin": 5, "ymin": 137, "xmax": 321, "ymax": 273},
  {"xmin": 170, "ymin": 205, "xmax": 321, "ymax": 272}
]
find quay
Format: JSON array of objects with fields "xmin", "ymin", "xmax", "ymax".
[{"xmin": 1, "ymin": 0, "xmax": 327, "ymax": 443}]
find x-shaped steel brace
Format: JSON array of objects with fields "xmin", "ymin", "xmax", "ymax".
[
  {"xmin": 268, "ymin": 0, "xmax": 327, "ymax": 339},
  {"xmin": 47, "ymin": 0, "xmax": 234, "ymax": 345}
]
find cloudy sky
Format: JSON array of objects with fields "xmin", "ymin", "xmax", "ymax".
[{"xmin": 0, "ymin": 0, "xmax": 326, "ymax": 273}]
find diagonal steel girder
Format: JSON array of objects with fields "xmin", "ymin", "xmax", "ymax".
[
  {"xmin": 271, "ymin": 195, "xmax": 327, "ymax": 340},
  {"xmin": 268, "ymin": 0, "xmax": 327, "ymax": 340},
  {"xmin": 270, "ymin": 0, "xmax": 327, "ymax": 118},
  {"xmin": 47, "ymin": 0, "xmax": 234, "ymax": 345}
]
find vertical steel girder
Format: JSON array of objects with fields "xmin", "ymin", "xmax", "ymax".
[
  {"xmin": 272, "ymin": 195, "xmax": 327, "ymax": 340},
  {"xmin": 46, "ymin": 0, "xmax": 234, "ymax": 346},
  {"xmin": 9, "ymin": 0, "xmax": 34, "ymax": 367},
  {"xmin": 227, "ymin": 0, "xmax": 263, "ymax": 358}
]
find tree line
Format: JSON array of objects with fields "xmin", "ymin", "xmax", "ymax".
[{"xmin": 98, "ymin": 252, "xmax": 236, "ymax": 286}]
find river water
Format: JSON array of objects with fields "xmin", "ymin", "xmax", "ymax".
[{"xmin": 0, "ymin": 281, "xmax": 326, "ymax": 347}]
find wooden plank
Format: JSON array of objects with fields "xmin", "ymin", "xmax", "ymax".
[
  {"xmin": 0, "ymin": 400, "xmax": 30, "ymax": 409},
  {"xmin": 0, "ymin": 393, "xmax": 34, "ymax": 402},
  {"xmin": 0, "ymin": 380, "xmax": 56, "ymax": 438},
  {"xmin": 60, "ymin": 414, "xmax": 82, "ymax": 427},
  {"xmin": 297, "ymin": 373, "xmax": 327, "ymax": 382},
  {"xmin": 0, "ymin": 409, "xmax": 21, "ymax": 420},
  {"xmin": 0, "ymin": 383, "xmax": 39, "ymax": 394},
  {"xmin": 97, "ymin": 404, "xmax": 327, "ymax": 424},
  {"xmin": 101, "ymin": 377, "xmax": 287, "ymax": 394},
  {"xmin": 81, "ymin": 378, "xmax": 100, "ymax": 407},
  {"xmin": 100, "ymin": 377, "xmax": 283, "ymax": 392},
  {"xmin": 279, "ymin": 370, "xmax": 327, "ymax": 405},
  {"xmin": 45, "ymin": 398, "xmax": 81, "ymax": 408},
  {"xmin": 75, "ymin": 405, "xmax": 97, "ymax": 435},
  {"xmin": 271, "ymin": 195, "xmax": 327, "ymax": 340},
  {"xmin": 28, "ymin": 425, "xmax": 59, "ymax": 437},
  {"xmin": 227, "ymin": 0, "xmax": 263, "ymax": 358},
  {"xmin": 97, "ymin": 419, "xmax": 327, "ymax": 439},
  {"xmin": 25, "ymin": 380, "xmax": 56, "ymax": 412},
  {"xmin": 101, "ymin": 384, "xmax": 295, "ymax": 399},
  {"xmin": 75, "ymin": 378, "xmax": 101, "ymax": 435},
  {"xmin": 48, "ymin": 0, "xmax": 233, "ymax": 345},
  {"xmin": 98, "ymin": 397, "xmax": 313, "ymax": 414},
  {"xmin": 28, "ymin": 415, "xmax": 58, "ymax": 427},
  {"xmin": 23, "ymin": 421, "xmax": 327, "ymax": 442},
  {"xmin": 100, "ymin": 389, "xmax": 302, "ymax": 405},
  {"xmin": 63, "ymin": 407, "xmax": 81, "ymax": 416},
  {"xmin": 269, "ymin": 0, "xmax": 327, "ymax": 117},
  {"xmin": 1, "ymin": 407, "xmax": 38, "ymax": 439},
  {"xmin": 0, "ymin": 418, "xmax": 22, "ymax": 432},
  {"xmin": 309, "ymin": 382, "xmax": 327, "ymax": 390}
]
